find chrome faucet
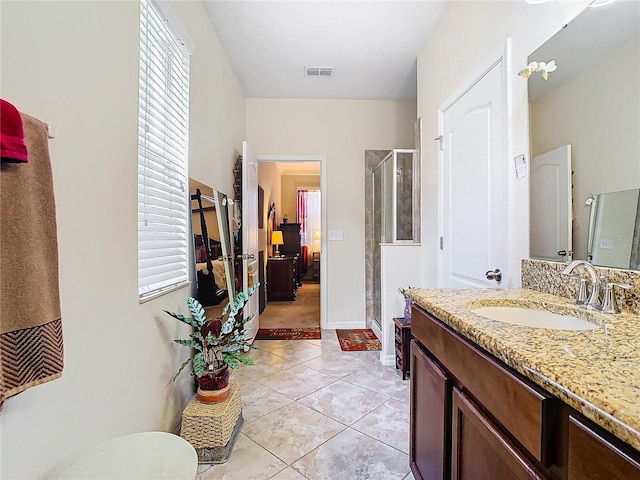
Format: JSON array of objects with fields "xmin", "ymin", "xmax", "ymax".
[{"xmin": 560, "ymin": 260, "xmax": 601, "ymax": 309}]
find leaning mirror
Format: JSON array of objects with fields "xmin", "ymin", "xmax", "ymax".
[
  {"xmin": 528, "ymin": 0, "xmax": 639, "ymax": 270},
  {"xmin": 189, "ymin": 179, "xmax": 236, "ymax": 312}
]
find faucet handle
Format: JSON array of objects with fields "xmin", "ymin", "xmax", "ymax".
[
  {"xmin": 597, "ymin": 282, "xmax": 631, "ymax": 314},
  {"xmin": 575, "ymin": 277, "xmax": 589, "ymax": 305}
]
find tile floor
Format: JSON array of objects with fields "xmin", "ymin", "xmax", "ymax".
[{"xmin": 196, "ymin": 330, "xmax": 416, "ymax": 480}]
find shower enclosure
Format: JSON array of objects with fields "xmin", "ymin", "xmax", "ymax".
[{"xmin": 372, "ymin": 149, "xmax": 419, "ymax": 330}]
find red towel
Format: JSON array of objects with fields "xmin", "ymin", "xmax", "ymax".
[{"xmin": 1, "ymin": 99, "xmax": 29, "ymax": 163}]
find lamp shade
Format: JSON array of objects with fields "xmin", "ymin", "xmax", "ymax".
[{"xmin": 271, "ymin": 230, "xmax": 284, "ymax": 245}]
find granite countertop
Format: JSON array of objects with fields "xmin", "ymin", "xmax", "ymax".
[{"xmin": 407, "ymin": 287, "xmax": 640, "ymax": 451}]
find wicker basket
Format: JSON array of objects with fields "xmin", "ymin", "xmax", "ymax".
[{"xmin": 180, "ymin": 383, "xmax": 242, "ymax": 448}]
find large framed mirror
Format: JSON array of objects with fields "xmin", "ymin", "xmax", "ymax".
[
  {"xmin": 528, "ymin": 0, "xmax": 639, "ymax": 270},
  {"xmin": 189, "ymin": 179, "xmax": 236, "ymax": 310}
]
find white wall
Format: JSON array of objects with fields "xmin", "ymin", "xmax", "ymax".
[
  {"xmin": 247, "ymin": 99, "xmax": 416, "ymax": 328},
  {"xmin": 281, "ymin": 174, "xmax": 321, "ymax": 225},
  {"xmin": 531, "ymin": 34, "xmax": 640, "ymax": 260},
  {"xmin": 257, "ymin": 162, "xmax": 283, "ymax": 256},
  {"xmin": 379, "ymin": 244, "xmax": 422, "ymax": 366},
  {"xmin": 417, "ymin": 0, "xmax": 590, "ymax": 288},
  {"xmin": 0, "ymin": 1, "xmax": 245, "ymax": 478}
]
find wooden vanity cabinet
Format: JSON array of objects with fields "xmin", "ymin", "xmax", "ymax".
[
  {"xmin": 410, "ymin": 341, "xmax": 450, "ymax": 480},
  {"xmin": 451, "ymin": 388, "xmax": 544, "ymax": 479},
  {"xmin": 410, "ymin": 304, "xmax": 640, "ymax": 480},
  {"xmin": 568, "ymin": 415, "xmax": 640, "ymax": 480}
]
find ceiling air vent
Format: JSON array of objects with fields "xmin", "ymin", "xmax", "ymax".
[{"xmin": 305, "ymin": 66, "xmax": 334, "ymax": 77}]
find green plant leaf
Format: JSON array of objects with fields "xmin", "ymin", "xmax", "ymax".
[
  {"xmin": 186, "ymin": 297, "xmax": 207, "ymax": 327},
  {"xmin": 221, "ymin": 317, "xmax": 235, "ymax": 335},
  {"xmin": 172, "ymin": 357, "xmax": 193, "ymax": 382},
  {"xmin": 223, "ymin": 344, "xmax": 244, "ymax": 352},
  {"xmin": 233, "ymin": 353, "xmax": 255, "ymax": 366},
  {"xmin": 192, "ymin": 351, "xmax": 205, "ymax": 377},
  {"xmin": 164, "ymin": 310, "xmax": 198, "ymax": 327},
  {"xmin": 225, "ymin": 356, "xmax": 239, "ymax": 369},
  {"xmin": 174, "ymin": 339, "xmax": 200, "ymax": 349},
  {"xmin": 191, "ymin": 331, "xmax": 204, "ymax": 343}
]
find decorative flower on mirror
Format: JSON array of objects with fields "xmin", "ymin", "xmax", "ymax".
[{"xmin": 518, "ymin": 60, "xmax": 557, "ymax": 80}]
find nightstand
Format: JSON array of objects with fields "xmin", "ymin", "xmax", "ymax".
[
  {"xmin": 393, "ymin": 317, "xmax": 413, "ymax": 380},
  {"xmin": 266, "ymin": 255, "xmax": 298, "ymax": 300}
]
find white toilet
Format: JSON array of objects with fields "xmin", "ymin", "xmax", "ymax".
[{"xmin": 47, "ymin": 431, "xmax": 198, "ymax": 479}]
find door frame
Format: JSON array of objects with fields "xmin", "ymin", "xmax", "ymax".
[
  {"xmin": 257, "ymin": 154, "xmax": 327, "ymax": 329},
  {"xmin": 437, "ymin": 40, "xmax": 513, "ymax": 288}
]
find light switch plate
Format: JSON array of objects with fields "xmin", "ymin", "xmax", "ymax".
[{"xmin": 328, "ymin": 230, "xmax": 343, "ymax": 241}]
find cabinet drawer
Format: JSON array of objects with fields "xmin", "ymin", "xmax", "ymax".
[
  {"xmin": 412, "ymin": 306, "xmax": 556, "ymax": 464},
  {"xmin": 452, "ymin": 388, "xmax": 544, "ymax": 479},
  {"xmin": 568, "ymin": 415, "xmax": 640, "ymax": 480}
]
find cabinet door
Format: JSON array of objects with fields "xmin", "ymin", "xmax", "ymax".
[
  {"xmin": 410, "ymin": 341, "xmax": 450, "ymax": 480},
  {"xmin": 568, "ymin": 415, "xmax": 640, "ymax": 480},
  {"xmin": 451, "ymin": 388, "xmax": 544, "ymax": 480}
]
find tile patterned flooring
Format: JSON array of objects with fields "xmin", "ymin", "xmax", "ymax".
[{"xmin": 197, "ymin": 330, "xmax": 416, "ymax": 480}]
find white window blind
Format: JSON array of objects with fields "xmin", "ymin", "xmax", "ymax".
[{"xmin": 138, "ymin": 0, "xmax": 191, "ymax": 300}]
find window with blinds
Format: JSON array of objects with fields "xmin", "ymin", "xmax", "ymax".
[{"xmin": 138, "ymin": 0, "xmax": 191, "ymax": 301}]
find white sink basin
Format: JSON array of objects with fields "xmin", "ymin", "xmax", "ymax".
[{"xmin": 471, "ymin": 306, "xmax": 599, "ymax": 330}]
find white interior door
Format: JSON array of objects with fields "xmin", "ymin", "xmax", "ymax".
[
  {"xmin": 242, "ymin": 141, "xmax": 260, "ymax": 343},
  {"xmin": 530, "ymin": 145, "xmax": 572, "ymax": 262},
  {"xmin": 439, "ymin": 57, "xmax": 508, "ymax": 289}
]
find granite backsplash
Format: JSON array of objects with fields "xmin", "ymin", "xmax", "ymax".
[{"xmin": 521, "ymin": 259, "xmax": 640, "ymax": 315}]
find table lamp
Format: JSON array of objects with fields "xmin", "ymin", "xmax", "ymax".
[{"xmin": 271, "ymin": 230, "xmax": 284, "ymax": 257}]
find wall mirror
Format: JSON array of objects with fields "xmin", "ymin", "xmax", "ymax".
[
  {"xmin": 528, "ymin": 0, "xmax": 639, "ymax": 270},
  {"xmin": 190, "ymin": 179, "xmax": 236, "ymax": 309}
]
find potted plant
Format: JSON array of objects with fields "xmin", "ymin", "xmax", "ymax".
[
  {"xmin": 282, "ymin": 213, "xmax": 289, "ymax": 223},
  {"xmin": 397, "ymin": 285, "xmax": 414, "ymax": 323},
  {"xmin": 165, "ymin": 283, "xmax": 259, "ymax": 404}
]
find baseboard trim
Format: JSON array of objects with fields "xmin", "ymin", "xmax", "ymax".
[
  {"xmin": 380, "ymin": 353, "xmax": 395, "ymax": 367},
  {"xmin": 370, "ymin": 322, "xmax": 382, "ymax": 342}
]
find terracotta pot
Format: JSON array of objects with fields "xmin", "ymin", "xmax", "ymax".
[{"xmin": 197, "ymin": 384, "xmax": 231, "ymax": 404}]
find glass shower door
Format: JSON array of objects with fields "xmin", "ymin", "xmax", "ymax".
[
  {"xmin": 372, "ymin": 165, "xmax": 383, "ymax": 330},
  {"xmin": 371, "ymin": 149, "xmax": 419, "ymax": 330}
]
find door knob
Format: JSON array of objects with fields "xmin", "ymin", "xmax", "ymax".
[{"xmin": 485, "ymin": 269, "xmax": 502, "ymax": 281}]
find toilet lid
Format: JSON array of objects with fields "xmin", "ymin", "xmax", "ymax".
[{"xmin": 48, "ymin": 431, "xmax": 198, "ymax": 479}]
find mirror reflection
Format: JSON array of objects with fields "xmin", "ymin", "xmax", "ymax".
[
  {"xmin": 189, "ymin": 179, "xmax": 235, "ymax": 311},
  {"xmin": 588, "ymin": 187, "xmax": 640, "ymax": 270},
  {"xmin": 528, "ymin": 0, "xmax": 640, "ymax": 270}
]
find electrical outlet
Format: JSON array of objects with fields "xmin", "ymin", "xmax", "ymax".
[{"xmin": 328, "ymin": 230, "xmax": 343, "ymax": 241}]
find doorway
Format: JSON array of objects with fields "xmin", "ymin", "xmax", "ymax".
[{"xmin": 257, "ymin": 155, "xmax": 327, "ymax": 329}]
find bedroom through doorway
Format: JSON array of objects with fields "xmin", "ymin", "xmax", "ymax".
[{"xmin": 256, "ymin": 157, "xmax": 325, "ymax": 333}]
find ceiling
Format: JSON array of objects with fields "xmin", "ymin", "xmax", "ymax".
[
  {"xmin": 202, "ymin": 1, "xmax": 448, "ymax": 101},
  {"xmin": 270, "ymin": 161, "xmax": 321, "ymax": 176}
]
